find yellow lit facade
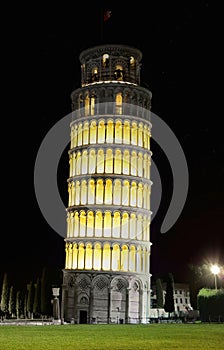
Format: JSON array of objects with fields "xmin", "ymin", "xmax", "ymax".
[{"xmin": 62, "ymin": 44, "xmax": 152, "ymax": 324}]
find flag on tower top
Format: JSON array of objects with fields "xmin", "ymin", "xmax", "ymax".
[{"xmin": 104, "ymin": 10, "xmax": 112, "ymax": 22}]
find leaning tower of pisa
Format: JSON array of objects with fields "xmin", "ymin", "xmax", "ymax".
[{"xmin": 61, "ymin": 44, "xmax": 152, "ymax": 324}]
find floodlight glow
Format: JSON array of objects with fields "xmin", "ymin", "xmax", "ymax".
[{"xmin": 210, "ymin": 264, "xmax": 220, "ymax": 275}]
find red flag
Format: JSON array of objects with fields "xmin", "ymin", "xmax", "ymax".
[{"xmin": 104, "ymin": 10, "xmax": 112, "ymax": 22}]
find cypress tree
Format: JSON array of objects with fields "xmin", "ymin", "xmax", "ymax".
[
  {"xmin": 27, "ymin": 281, "xmax": 35, "ymax": 319},
  {"xmin": 16, "ymin": 290, "xmax": 22, "ymax": 319},
  {"xmin": 33, "ymin": 277, "xmax": 41, "ymax": 317},
  {"xmin": 155, "ymin": 278, "xmax": 164, "ymax": 308},
  {"xmin": 41, "ymin": 267, "xmax": 52, "ymax": 316},
  {"xmin": 164, "ymin": 272, "xmax": 175, "ymax": 318},
  {"xmin": 0, "ymin": 273, "xmax": 9, "ymax": 315},
  {"xmin": 8, "ymin": 286, "xmax": 16, "ymax": 317}
]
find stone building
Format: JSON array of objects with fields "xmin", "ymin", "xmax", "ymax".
[{"xmin": 61, "ymin": 44, "xmax": 152, "ymax": 324}]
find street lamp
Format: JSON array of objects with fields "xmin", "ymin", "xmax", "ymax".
[
  {"xmin": 210, "ymin": 264, "xmax": 220, "ymax": 290},
  {"xmin": 52, "ymin": 287, "xmax": 60, "ymax": 320}
]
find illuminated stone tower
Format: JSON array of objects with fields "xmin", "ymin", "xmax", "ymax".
[{"xmin": 61, "ymin": 44, "xmax": 152, "ymax": 324}]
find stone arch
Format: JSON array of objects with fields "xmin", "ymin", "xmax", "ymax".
[
  {"xmin": 110, "ymin": 276, "xmax": 128, "ymax": 323},
  {"xmin": 75, "ymin": 274, "xmax": 91, "ymax": 291},
  {"xmin": 92, "ymin": 275, "xmax": 110, "ymax": 290},
  {"xmin": 128, "ymin": 278, "xmax": 143, "ymax": 323},
  {"xmin": 92, "ymin": 275, "xmax": 110, "ymax": 323}
]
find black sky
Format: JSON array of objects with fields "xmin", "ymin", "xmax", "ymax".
[{"xmin": 2, "ymin": 1, "xmax": 222, "ymax": 286}]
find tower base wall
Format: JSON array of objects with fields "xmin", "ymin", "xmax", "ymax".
[{"xmin": 61, "ymin": 270, "xmax": 151, "ymax": 324}]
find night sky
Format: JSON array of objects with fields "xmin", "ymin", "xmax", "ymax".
[{"xmin": 2, "ymin": 1, "xmax": 222, "ymax": 287}]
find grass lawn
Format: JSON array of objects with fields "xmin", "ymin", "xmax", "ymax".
[{"xmin": 0, "ymin": 323, "xmax": 223, "ymax": 350}]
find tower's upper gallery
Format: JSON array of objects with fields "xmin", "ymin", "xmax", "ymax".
[{"xmin": 79, "ymin": 44, "xmax": 142, "ymax": 86}]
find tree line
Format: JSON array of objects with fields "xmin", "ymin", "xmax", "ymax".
[{"xmin": 0, "ymin": 267, "xmax": 62, "ymax": 319}]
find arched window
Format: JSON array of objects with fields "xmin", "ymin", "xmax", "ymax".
[
  {"xmin": 142, "ymin": 246, "xmax": 147, "ymax": 273},
  {"xmin": 131, "ymin": 121, "xmax": 137, "ymax": 145},
  {"xmin": 74, "ymin": 212, "xmax": 79, "ymax": 237},
  {"xmin": 143, "ymin": 183, "xmax": 148, "ymax": 209},
  {"xmin": 114, "ymin": 149, "xmax": 121, "ymax": 174},
  {"xmin": 81, "ymin": 150, "xmax": 88, "ymax": 174},
  {"xmin": 72, "ymin": 243, "xmax": 78, "ymax": 269},
  {"xmin": 102, "ymin": 53, "xmax": 109, "ymax": 68},
  {"xmin": 138, "ymin": 122, "xmax": 143, "ymax": 147},
  {"xmin": 105, "ymin": 148, "xmax": 113, "ymax": 173},
  {"xmin": 129, "ymin": 245, "xmax": 136, "ymax": 272},
  {"xmin": 88, "ymin": 149, "xmax": 96, "ymax": 174},
  {"xmin": 121, "ymin": 245, "xmax": 128, "ymax": 271},
  {"xmin": 104, "ymin": 211, "xmax": 112, "ymax": 237},
  {"xmin": 102, "ymin": 243, "xmax": 111, "ymax": 270},
  {"xmin": 130, "ymin": 181, "xmax": 137, "ymax": 207},
  {"xmin": 95, "ymin": 210, "xmax": 103, "ymax": 237},
  {"xmin": 137, "ymin": 215, "xmax": 143, "ymax": 240},
  {"xmin": 96, "ymin": 179, "xmax": 104, "ymax": 204},
  {"xmin": 112, "ymin": 244, "xmax": 120, "ymax": 271},
  {"xmin": 114, "ymin": 65, "xmax": 123, "ymax": 81},
  {"xmin": 131, "ymin": 151, "xmax": 137, "ymax": 176},
  {"xmin": 85, "ymin": 243, "xmax": 93, "ymax": 269},
  {"xmin": 143, "ymin": 124, "xmax": 148, "ymax": 149},
  {"xmin": 78, "ymin": 123, "xmax": 83, "ymax": 146},
  {"xmin": 143, "ymin": 154, "xmax": 148, "ymax": 178},
  {"xmin": 65, "ymin": 243, "xmax": 69, "ymax": 269},
  {"xmin": 90, "ymin": 120, "xmax": 97, "ymax": 144},
  {"xmin": 78, "ymin": 243, "xmax": 85, "ymax": 269},
  {"xmin": 112, "ymin": 211, "xmax": 120, "ymax": 238},
  {"xmin": 122, "ymin": 180, "xmax": 130, "ymax": 206},
  {"xmin": 72, "ymin": 124, "xmax": 78, "ymax": 148},
  {"xmin": 93, "ymin": 243, "xmax": 101, "ymax": 270},
  {"xmin": 130, "ymin": 213, "xmax": 136, "ymax": 240},
  {"xmin": 97, "ymin": 149, "xmax": 104, "ymax": 173},
  {"xmin": 130, "ymin": 56, "xmax": 135, "ymax": 67},
  {"xmin": 105, "ymin": 179, "xmax": 112, "ymax": 205},
  {"xmin": 66, "ymin": 212, "xmax": 71, "ymax": 237},
  {"xmin": 76, "ymin": 151, "xmax": 81, "ymax": 175},
  {"xmin": 98, "ymin": 119, "xmax": 105, "ymax": 143},
  {"xmin": 80, "ymin": 180, "xmax": 87, "ymax": 205},
  {"xmin": 115, "ymin": 119, "xmax": 122, "ymax": 142},
  {"xmin": 70, "ymin": 126, "xmax": 74, "ymax": 149},
  {"xmin": 68, "ymin": 243, "xmax": 73, "ymax": 269},
  {"xmin": 113, "ymin": 179, "xmax": 121, "ymax": 205},
  {"xmin": 91, "ymin": 67, "xmax": 98, "ymax": 82},
  {"xmin": 67, "ymin": 182, "xmax": 72, "ymax": 207},
  {"xmin": 72, "ymin": 152, "xmax": 76, "ymax": 177},
  {"xmin": 83, "ymin": 122, "xmax": 89, "ymax": 145},
  {"xmin": 136, "ymin": 246, "xmax": 142, "ymax": 272},
  {"xmin": 147, "ymin": 155, "xmax": 151, "ymax": 179},
  {"xmin": 143, "ymin": 216, "xmax": 147, "ymax": 241},
  {"xmin": 138, "ymin": 152, "xmax": 143, "ymax": 177},
  {"xmin": 70, "ymin": 212, "xmax": 75, "ymax": 238},
  {"xmin": 123, "ymin": 150, "xmax": 130, "ymax": 175},
  {"xmin": 79, "ymin": 211, "xmax": 86, "ymax": 237},
  {"xmin": 90, "ymin": 94, "xmax": 96, "ymax": 116},
  {"xmin": 123, "ymin": 120, "xmax": 130, "ymax": 144},
  {"xmin": 115, "ymin": 93, "xmax": 122, "ymax": 115},
  {"xmin": 137, "ymin": 183, "xmax": 143, "ymax": 208},
  {"xmin": 147, "ymin": 126, "xmax": 151, "ymax": 150},
  {"xmin": 88, "ymin": 179, "xmax": 95, "ymax": 204},
  {"xmin": 146, "ymin": 217, "xmax": 150, "ymax": 242},
  {"xmin": 87, "ymin": 211, "xmax": 94, "ymax": 237},
  {"xmin": 71, "ymin": 181, "xmax": 75, "ymax": 206},
  {"xmin": 106, "ymin": 119, "xmax": 114, "ymax": 143},
  {"xmin": 121, "ymin": 212, "xmax": 129, "ymax": 239},
  {"xmin": 147, "ymin": 185, "xmax": 150, "ymax": 210},
  {"xmin": 75, "ymin": 181, "xmax": 80, "ymax": 205},
  {"xmin": 78, "ymin": 94, "xmax": 84, "ymax": 111},
  {"xmin": 69, "ymin": 153, "xmax": 74, "ymax": 177}
]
